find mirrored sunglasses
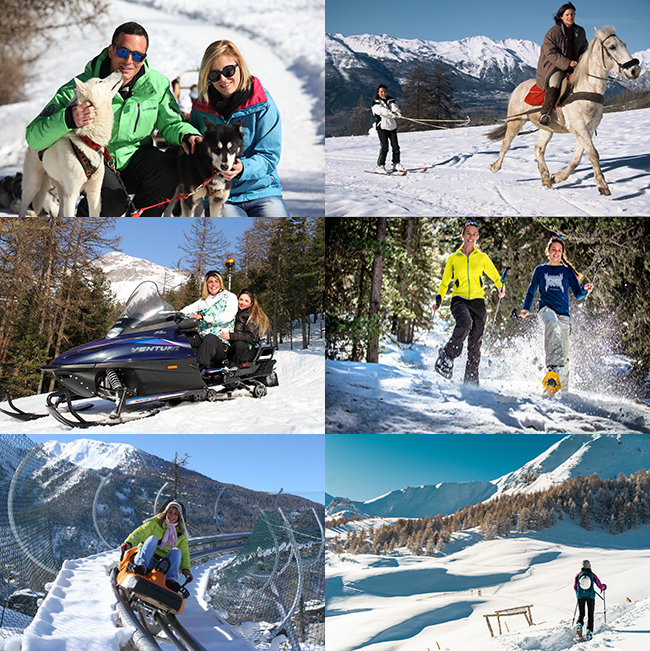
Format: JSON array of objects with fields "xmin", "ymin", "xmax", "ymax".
[
  {"xmin": 114, "ymin": 46, "xmax": 147, "ymax": 63},
  {"xmin": 208, "ymin": 65, "xmax": 238, "ymax": 83}
]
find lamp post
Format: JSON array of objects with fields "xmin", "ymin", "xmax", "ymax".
[{"xmin": 225, "ymin": 258, "xmax": 235, "ymax": 291}]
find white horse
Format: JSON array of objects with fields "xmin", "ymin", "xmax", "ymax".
[{"xmin": 488, "ymin": 27, "xmax": 640, "ymax": 195}]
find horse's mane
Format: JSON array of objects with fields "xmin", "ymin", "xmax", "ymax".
[{"xmin": 572, "ymin": 25, "xmax": 616, "ymax": 87}]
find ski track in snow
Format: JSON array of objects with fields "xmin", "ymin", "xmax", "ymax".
[
  {"xmin": 0, "ymin": 337, "xmax": 325, "ymax": 435},
  {"xmin": 325, "ymin": 521, "xmax": 650, "ymax": 651},
  {"xmin": 326, "ymin": 325, "xmax": 650, "ymax": 434},
  {"xmin": 325, "ymin": 108, "xmax": 650, "ymax": 216}
]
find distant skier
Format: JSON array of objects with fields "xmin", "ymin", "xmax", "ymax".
[
  {"xmin": 520, "ymin": 235, "xmax": 593, "ymax": 394},
  {"xmin": 433, "ymin": 220, "xmax": 505, "ymax": 385},
  {"xmin": 574, "ymin": 559, "xmax": 606, "ymax": 640},
  {"xmin": 371, "ymin": 85, "xmax": 403, "ymax": 174}
]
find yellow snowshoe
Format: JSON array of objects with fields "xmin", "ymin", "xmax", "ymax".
[{"xmin": 542, "ymin": 370, "xmax": 561, "ymax": 396}]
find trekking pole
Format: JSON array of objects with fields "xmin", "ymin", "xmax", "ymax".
[
  {"xmin": 571, "ymin": 599, "xmax": 578, "ymax": 627},
  {"xmin": 490, "ymin": 267, "xmax": 511, "ymax": 331},
  {"xmin": 602, "ymin": 590, "xmax": 606, "ymax": 624},
  {"xmin": 432, "ymin": 294, "xmax": 442, "ymax": 321},
  {"xmin": 589, "ymin": 256, "xmax": 611, "ymax": 285}
]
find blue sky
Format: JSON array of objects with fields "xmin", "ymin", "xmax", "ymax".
[
  {"xmin": 326, "ymin": 434, "xmax": 566, "ymax": 501},
  {"xmin": 326, "ymin": 0, "xmax": 650, "ymax": 55},
  {"xmin": 103, "ymin": 217, "xmax": 253, "ymax": 269},
  {"xmin": 29, "ymin": 434, "xmax": 325, "ymax": 504}
]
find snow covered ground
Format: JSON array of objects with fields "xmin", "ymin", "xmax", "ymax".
[
  {"xmin": 0, "ymin": 330, "xmax": 324, "ymax": 434},
  {"xmin": 2, "ymin": 549, "xmax": 256, "ymax": 651},
  {"xmin": 325, "ymin": 519, "xmax": 650, "ymax": 651},
  {"xmin": 325, "ymin": 107, "xmax": 650, "ymax": 216},
  {"xmin": 326, "ymin": 319, "xmax": 650, "ymax": 434},
  {"xmin": 0, "ymin": 0, "xmax": 324, "ymax": 215}
]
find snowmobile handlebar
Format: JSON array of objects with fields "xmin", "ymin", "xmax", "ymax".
[{"xmin": 175, "ymin": 314, "xmax": 201, "ymax": 330}]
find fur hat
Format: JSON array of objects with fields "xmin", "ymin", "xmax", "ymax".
[{"xmin": 582, "ymin": 559, "xmax": 591, "ymax": 570}]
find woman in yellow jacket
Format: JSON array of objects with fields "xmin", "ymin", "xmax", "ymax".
[
  {"xmin": 120, "ymin": 501, "xmax": 193, "ymax": 592},
  {"xmin": 433, "ymin": 221, "xmax": 505, "ymax": 385}
]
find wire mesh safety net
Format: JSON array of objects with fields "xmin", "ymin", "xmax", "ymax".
[{"xmin": 206, "ymin": 508, "xmax": 325, "ymax": 650}]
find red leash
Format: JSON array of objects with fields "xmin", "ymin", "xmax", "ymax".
[{"xmin": 130, "ymin": 168, "xmax": 218, "ymax": 217}]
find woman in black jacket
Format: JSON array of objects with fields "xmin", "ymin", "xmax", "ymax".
[{"xmin": 218, "ymin": 289, "xmax": 270, "ymax": 365}]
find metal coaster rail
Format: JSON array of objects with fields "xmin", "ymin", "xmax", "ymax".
[{"xmin": 112, "ymin": 533, "xmax": 251, "ymax": 651}]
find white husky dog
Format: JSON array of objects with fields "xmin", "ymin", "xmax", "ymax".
[{"xmin": 19, "ymin": 70, "xmax": 123, "ymax": 218}]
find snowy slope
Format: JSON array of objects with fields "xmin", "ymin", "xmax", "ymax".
[
  {"xmin": 343, "ymin": 481, "xmax": 498, "ymax": 520},
  {"xmin": 0, "ymin": 0, "xmax": 324, "ymax": 215},
  {"xmin": 326, "ymin": 321, "xmax": 650, "ymax": 434},
  {"xmin": 41, "ymin": 438, "xmax": 147, "ymax": 471},
  {"xmin": 99, "ymin": 251, "xmax": 188, "ymax": 305},
  {"xmin": 326, "ymin": 519, "xmax": 650, "ymax": 651},
  {"xmin": 494, "ymin": 434, "xmax": 650, "ymax": 496},
  {"xmin": 326, "ymin": 435, "xmax": 650, "ymax": 522},
  {"xmin": 0, "ymin": 330, "xmax": 325, "ymax": 434},
  {"xmin": 325, "ymin": 107, "xmax": 650, "ymax": 216}
]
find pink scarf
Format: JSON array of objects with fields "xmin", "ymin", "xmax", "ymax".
[{"xmin": 161, "ymin": 520, "xmax": 178, "ymax": 548}]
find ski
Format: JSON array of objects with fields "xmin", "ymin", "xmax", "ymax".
[{"xmin": 363, "ymin": 167, "xmax": 428, "ymax": 176}]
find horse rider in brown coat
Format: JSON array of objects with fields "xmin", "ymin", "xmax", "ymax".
[{"xmin": 536, "ymin": 2, "xmax": 588, "ymax": 126}]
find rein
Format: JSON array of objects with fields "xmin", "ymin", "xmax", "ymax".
[{"xmin": 398, "ymin": 115, "xmax": 471, "ymax": 130}]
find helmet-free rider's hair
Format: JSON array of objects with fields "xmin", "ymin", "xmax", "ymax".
[
  {"xmin": 201, "ymin": 271, "xmax": 226, "ymax": 299},
  {"xmin": 239, "ymin": 288, "xmax": 270, "ymax": 337},
  {"xmin": 554, "ymin": 2, "xmax": 576, "ymax": 25}
]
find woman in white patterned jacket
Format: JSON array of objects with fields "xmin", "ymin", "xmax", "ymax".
[{"xmin": 182, "ymin": 270, "xmax": 238, "ymax": 368}]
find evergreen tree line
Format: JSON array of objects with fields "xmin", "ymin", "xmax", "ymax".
[
  {"xmin": 0, "ymin": 216, "xmax": 323, "ymax": 397},
  {"xmin": 326, "ymin": 217, "xmax": 650, "ymax": 397},
  {"xmin": 348, "ymin": 62, "xmax": 464, "ymax": 136},
  {"xmin": 328, "ymin": 469, "xmax": 650, "ymax": 557}
]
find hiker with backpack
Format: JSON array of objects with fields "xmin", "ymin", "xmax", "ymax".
[{"xmin": 574, "ymin": 559, "xmax": 607, "ymax": 640}]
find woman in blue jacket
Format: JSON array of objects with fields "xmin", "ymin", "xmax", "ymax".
[
  {"xmin": 190, "ymin": 40, "xmax": 290, "ymax": 217},
  {"xmin": 520, "ymin": 235, "xmax": 593, "ymax": 392}
]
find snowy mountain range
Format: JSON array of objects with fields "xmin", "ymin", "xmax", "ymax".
[
  {"xmin": 326, "ymin": 32, "xmax": 650, "ymax": 136},
  {"xmin": 98, "ymin": 251, "xmax": 188, "ymax": 305},
  {"xmin": 326, "ymin": 434, "xmax": 650, "ymax": 520}
]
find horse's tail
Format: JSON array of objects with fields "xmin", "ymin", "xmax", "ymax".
[{"xmin": 486, "ymin": 123, "xmax": 508, "ymax": 142}]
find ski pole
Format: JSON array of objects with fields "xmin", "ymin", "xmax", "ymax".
[{"xmin": 432, "ymin": 294, "xmax": 442, "ymax": 321}]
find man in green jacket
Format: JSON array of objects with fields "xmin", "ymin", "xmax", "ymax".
[{"xmin": 25, "ymin": 21, "xmax": 202, "ymax": 216}]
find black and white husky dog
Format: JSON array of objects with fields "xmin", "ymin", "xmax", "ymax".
[{"xmin": 166, "ymin": 118, "xmax": 245, "ymax": 217}]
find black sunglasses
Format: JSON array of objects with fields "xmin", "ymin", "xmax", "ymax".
[
  {"xmin": 208, "ymin": 64, "xmax": 238, "ymax": 83},
  {"xmin": 113, "ymin": 46, "xmax": 147, "ymax": 63}
]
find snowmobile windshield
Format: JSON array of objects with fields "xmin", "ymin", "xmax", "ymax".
[{"xmin": 106, "ymin": 282, "xmax": 179, "ymax": 337}]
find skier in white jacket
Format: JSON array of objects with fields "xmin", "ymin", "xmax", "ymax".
[{"xmin": 371, "ymin": 85, "xmax": 403, "ymax": 174}]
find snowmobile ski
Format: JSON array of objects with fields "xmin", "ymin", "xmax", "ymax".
[
  {"xmin": 542, "ymin": 370, "xmax": 561, "ymax": 396},
  {"xmin": 45, "ymin": 388, "xmax": 160, "ymax": 428},
  {"xmin": 0, "ymin": 390, "xmax": 49, "ymax": 421}
]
